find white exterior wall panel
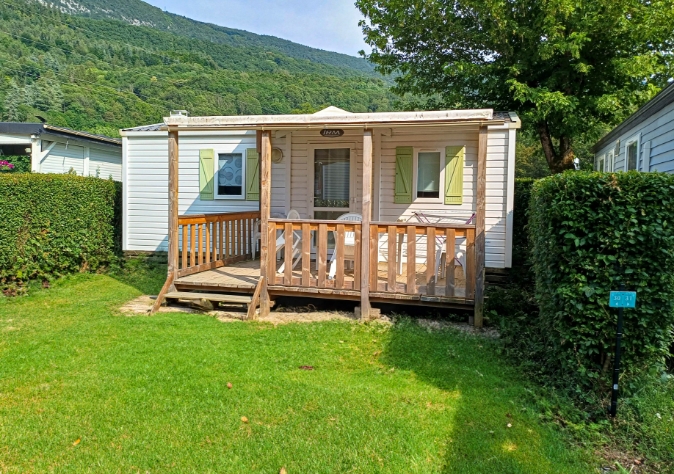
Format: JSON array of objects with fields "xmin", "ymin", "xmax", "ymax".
[{"xmin": 124, "ymin": 124, "xmax": 514, "ymax": 268}]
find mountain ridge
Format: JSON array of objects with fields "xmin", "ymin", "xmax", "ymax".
[
  {"xmin": 30, "ymin": 0, "xmax": 378, "ymax": 76},
  {"xmin": 1, "ymin": 0, "xmax": 397, "ymax": 137}
]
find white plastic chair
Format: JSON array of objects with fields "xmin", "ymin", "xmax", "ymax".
[
  {"xmin": 328, "ymin": 213, "xmax": 362, "ymax": 280},
  {"xmin": 398, "ymin": 212, "xmax": 473, "ymax": 280},
  {"xmin": 276, "ymin": 209, "xmax": 303, "ymax": 274}
]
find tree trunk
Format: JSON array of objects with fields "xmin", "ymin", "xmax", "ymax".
[{"xmin": 537, "ymin": 121, "xmax": 576, "ymax": 173}]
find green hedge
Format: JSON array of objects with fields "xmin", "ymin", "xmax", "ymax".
[
  {"xmin": 529, "ymin": 171, "xmax": 674, "ymax": 402},
  {"xmin": 511, "ymin": 178, "xmax": 535, "ymax": 285},
  {"xmin": 0, "ymin": 174, "xmax": 121, "ymax": 289}
]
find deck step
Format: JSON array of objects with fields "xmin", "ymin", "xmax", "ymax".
[{"xmin": 165, "ymin": 292, "xmax": 253, "ymax": 304}]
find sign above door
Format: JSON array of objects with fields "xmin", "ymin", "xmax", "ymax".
[{"xmin": 320, "ymin": 129, "xmax": 344, "ymax": 138}]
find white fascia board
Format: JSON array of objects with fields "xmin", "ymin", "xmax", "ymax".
[{"xmin": 164, "ymin": 109, "xmax": 495, "ymax": 128}]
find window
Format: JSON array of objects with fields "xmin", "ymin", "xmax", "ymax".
[
  {"xmin": 626, "ymin": 139, "xmax": 639, "ymax": 171},
  {"xmin": 606, "ymin": 151, "xmax": 614, "ymax": 172},
  {"xmin": 313, "ymin": 148, "xmax": 351, "ymax": 208},
  {"xmin": 597, "ymin": 154, "xmax": 605, "ymax": 172},
  {"xmin": 217, "ymin": 153, "xmax": 244, "ymax": 198},
  {"xmin": 416, "ymin": 152, "xmax": 441, "ymax": 198}
]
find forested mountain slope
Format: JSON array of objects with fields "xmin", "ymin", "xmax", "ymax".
[
  {"xmin": 1, "ymin": 1, "xmax": 395, "ymax": 137},
  {"xmin": 31, "ymin": 0, "xmax": 378, "ymax": 76}
]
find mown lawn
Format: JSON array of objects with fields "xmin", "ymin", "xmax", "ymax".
[{"xmin": 0, "ymin": 270, "xmax": 596, "ymax": 473}]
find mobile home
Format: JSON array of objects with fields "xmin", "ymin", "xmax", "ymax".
[
  {"xmin": 121, "ymin": 107, "xmax": 520, "ymax": 324},
  {"xmin": 0, "ymin": 122, "xmax": 122, "ymax": 179}
]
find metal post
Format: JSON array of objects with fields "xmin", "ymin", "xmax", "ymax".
[{"xmin": 609, "ymin": 283, "xmax": 625, "ymax": 417}]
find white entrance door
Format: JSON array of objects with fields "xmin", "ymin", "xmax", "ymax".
[
  {"xmin": 309, "ymin": 145, "xmax": 356, "ymax": 255},
  {"xmin": 310, "ymin": 145, "xmax": 355, "ymax": 221}
]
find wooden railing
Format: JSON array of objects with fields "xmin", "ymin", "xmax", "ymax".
[
  {"xmin": 369, "ymin": 222, "xmax": 476, "ymax": 300},
  {"xmin": 178, "ymin": 211, "xmax": 260, "ymax": 277},
  {"xmin": 267, "ymin": 218, "xmax": 476, "ymax": 301},
  {"xmin": 268, "ymin": 219, "xmax": 362, "ymax": 291}
]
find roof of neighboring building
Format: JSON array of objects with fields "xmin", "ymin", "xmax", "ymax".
[
  {"xmin": 592, "ymin": 81, "xmax": 674, "ymax": 153},
  {"xmin": 0, "ymin": 122, "xmax": 121, "ymax": 146}
]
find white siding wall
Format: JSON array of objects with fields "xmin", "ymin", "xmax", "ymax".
[
  {"xmin": 90, "ymin": 146, "xmax": 122, "ymax": 180},
  {"xmin": 375, "ymin": 125, "xmax": 510, "ymax": 269},
  {"xmin": 290, "ymin": 129, "xmax": 363, "ymax": 217},
  {"xmin": 124, "ymin": 131, "xmax": 288, "ymax": 252},
  {"xmin": 596, "ymin": 101, "xmax": 674, "ymax": 173},
  {"xmin": 40, "ymin": 142, "xmax": 85, "ymax": 175},
  {"xmin": 289, "ymin": 124, "xmax": 511, "ymax": 269},
  {"xmin": 36, "ymin": 138, "xmax": 122, "ymax": 179},
  {"xmin": 125, "ymin": 125, "xmax": 513, "ymax": 268}
]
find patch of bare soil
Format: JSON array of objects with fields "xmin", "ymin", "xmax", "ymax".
[
  {"xmin": 417, "ymin": 318, "xmax": 500, "ymax": 338},
  {"xmin": 597, "ymin": 448, "xmax": 657, "ymax": 474},
  {"xmin": 119, "ymin": 295, "xmax": 360, "ymax": 325}
]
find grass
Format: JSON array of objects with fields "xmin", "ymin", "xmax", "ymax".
[{"xmin": 0, "ymin": 266, "xmax": 597, "ymax": 473}]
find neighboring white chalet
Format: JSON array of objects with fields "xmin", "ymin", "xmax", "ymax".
[
  {"xmin": 120, "ymin": 107, "xmax": 521, "ymax": 324},
  {"xmin": 593, "ymin": 81, "xmax": 674, "ymax": 173},
  {"xmin": 0, "ymin": 122, "xmax": 122, "ymax": 180}
]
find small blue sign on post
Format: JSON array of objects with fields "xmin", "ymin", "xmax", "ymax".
[{"xmin": 609, "ymin": 291, "xmax": 637, "ymax": 308}]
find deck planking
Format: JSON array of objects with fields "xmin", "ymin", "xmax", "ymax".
[{"xmin": 175, "ymin": 258, "xmax": 467, "ymax": 299}]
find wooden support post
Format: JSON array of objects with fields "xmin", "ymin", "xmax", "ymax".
[
  {"xmin": 473, "ymin": 125, "xmax": 488, "ymax": 328},
  {"xmin": 259, "ymin": 131, "xmax": 272, "ymax": 317},
  {"xmin": 150, "ymin": 126, "xmax": 179, "ymax": 314},
  {"xmin": 360, "ymin": 130, "xmax": 373, "ymax": 320}
]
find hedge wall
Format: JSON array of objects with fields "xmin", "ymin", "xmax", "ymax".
[
  {"xmin": 0, "ymin": 174, "xmax": 121, "ymax": 289},
  {"xmin": 529, "ymin": 171, "xmax": 674, "ymax": 402},
  {"xmin": 511, "ymin": 178, "xmax": 535, "ymax": 285}
]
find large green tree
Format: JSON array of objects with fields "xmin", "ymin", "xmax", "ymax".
[{"xmin": 356, "ymin": 0, "xmax": 674, "ymax": 172}]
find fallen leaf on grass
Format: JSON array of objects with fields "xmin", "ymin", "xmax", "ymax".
[
  {"xmin": 241, "ymin": 416, "xmax": 249, "ymax": 423},
  {"xmin": 227, "ymin": 382, "xmax": 233, "ymax": 389},
  {"xmin": 299, "ymin": 366, "xmax": 314, "ymax": 371},
  {"xmin": 280, "ymin": 468, "xmax": 287, "ymax": 474},
  {"xmin": 72, "ymin": 438, "xmax": 81, "ymax": 446}
]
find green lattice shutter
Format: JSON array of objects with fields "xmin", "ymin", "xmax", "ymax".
[
  {"xmin": 199, "ymin": 149, "xmax": 214, "ymax": 200},
  {"xmin": 445, "ymin": 146, "xmax": 464, "ymax": 205},
  {"xmin": 394, "ymin": 146, "xmax": 413, "ymax": 204},
  {"xmin": 246, "ymin": 148, "xmax": 260, "ymax": 201}
]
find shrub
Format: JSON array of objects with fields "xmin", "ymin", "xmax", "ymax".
[
  {"xmin": 511, "ymin": 178, "xmax": 535, "ymax": 286},
  {"xmin": 529, "ymin": 171, "xmax": 674, "ymax": 405},
  {"xmin": 0, "ymin": 174, "xmax": 121, "ymax": 291}
]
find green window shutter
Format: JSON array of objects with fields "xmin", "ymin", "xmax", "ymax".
[
  {"xmin": 199, "ymin": 149, "xmax": 215, "ymax": 200},
  {"xmin": 394, "ymin": 146, "xmax": 413, "ymax": 204},
  {"xmin": 445, "ymin": 146, "xmax": 465, "ymax": 205},
  {"xmin": 246, "ymin": 148, "xmax": 260, "ymax": 201}
]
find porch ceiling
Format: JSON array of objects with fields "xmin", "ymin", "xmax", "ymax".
[{"xmin": 163, "ymin": 109, "xmax": 500, "ymax": 131}]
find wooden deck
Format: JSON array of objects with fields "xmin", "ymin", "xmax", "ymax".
[{"xmin": 175, "ymin": 258, "xmax": 471, "ymax": 307}]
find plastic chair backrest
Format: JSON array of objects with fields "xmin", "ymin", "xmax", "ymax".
[
  {"xmin": 287, "ymin": 209, "xmax": 301, "ymax": 220},
  {"xmin": 336, "ymin": 213, "xmax": 362, "ymax": 245}
]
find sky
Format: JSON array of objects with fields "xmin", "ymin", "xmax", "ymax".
[{"xmin": 143, "ymin": 0, "xmax": 370, "ymax": 56}]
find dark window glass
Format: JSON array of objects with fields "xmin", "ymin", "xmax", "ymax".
[{"xmin": 218, "ymin": 153, "xmax": 243, "ymax": 196}]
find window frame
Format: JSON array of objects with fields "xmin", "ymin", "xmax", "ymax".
[
  {"xmin": 412, "ymin": 147, "xmax": 445, "ymax": 204},
  {"xmin": 606, "ymin": 150, "xmax": 614, "ymax": 172},
  {"xmin": 597, "ymin": 154, "xmax": 605, "ymax": 172},
  {"xmin": 624, "ymin": 134, "xmax": 640, "ymax": 172},
  {"xmin": 214, "ymin": 146, "xmax": 248, "ymax": 200}
]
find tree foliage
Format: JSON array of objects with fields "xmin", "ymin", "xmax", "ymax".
[
  {"xmin": 0, "ymin": 1, "xmax": 396, "ymax": 136},
  {"xmin": 356, "ymin": 0, "xmax": 674, "ymax": 172}
]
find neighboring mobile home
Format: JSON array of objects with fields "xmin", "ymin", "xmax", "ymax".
[
  {"xmin": 0, "ymin": 122, "xmax": 122, "ymax": 179},
  {"xmin": 592, "ymin": 81, "xmax": 674, "ymax": 172},
  {"xmin": 120, "ymin": 107, "xmax": 520, "ymax": 325}
]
